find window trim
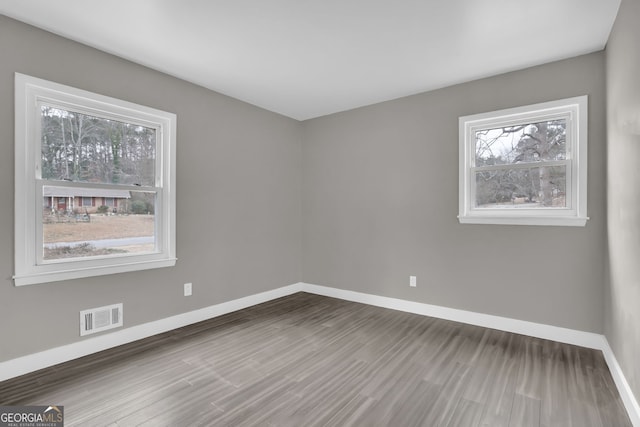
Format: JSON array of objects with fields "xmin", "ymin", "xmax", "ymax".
[
  {"xmin": 14, "ymin": 73, "xmax": 177, "ymax": 286},
  {"xmin": 458, "ymin": 96, "xmax": 588, "ymax": 227}
]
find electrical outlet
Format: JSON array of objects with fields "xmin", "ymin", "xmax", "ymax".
[
  {"xmin": 409, "ymin": 276, "xmax": 417, "ymax": 287},
  {"xmin": 184, "ymin": 282, "xmax": 192, "ymax": 296}
]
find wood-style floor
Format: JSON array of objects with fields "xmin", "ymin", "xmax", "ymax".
[{"xmin": 0, "ymin": 292, "xmax": 631, "ymax": 426}]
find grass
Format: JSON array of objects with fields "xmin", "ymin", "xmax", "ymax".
[
  {"xmin": 44, "ymin": 214, "xmax": 154, "ymax": 243},
  {"xmin": 44, "ymin": 243, "xmax": 126, "ymax": 259},
  {"xmin": 43, "ymin": 214, "xmax": 155, "ymax": 260}
]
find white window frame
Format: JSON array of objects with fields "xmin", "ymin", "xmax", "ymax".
[
  {"xmin": 458, "ymin": 96, "xmax": 588, "ymax": 227},
  {"xmin": 14, "ymin": 73, "xmax": 177, "ymax": 286}
]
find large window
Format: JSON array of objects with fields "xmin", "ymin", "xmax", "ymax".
[
  {"xmin": 458, "ymin": 96, "xmax": 588, "ymax": 226},
  {"xmin": 14, "ymin": 73, "xmax": 177, "ymax": 286}
]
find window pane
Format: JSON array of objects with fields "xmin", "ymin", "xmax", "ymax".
[
  {"xmin": 41, "ymin": 105, "xmax": 156, "ymax": 186},
  {"xmin": 475, "ymin": 166, "xmax": 566, "ymax": 208},
  {"xmin": 475, "ymin": 119, "xmax": 566, "ymax": 165},
  {"xmin": 43, "ymin": 187, "xmax": 156, "ymax": 260}
]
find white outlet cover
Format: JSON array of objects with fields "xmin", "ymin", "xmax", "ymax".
[
  {"xmin": 184, "ymin": 282, "xmax": 192, "ymax": 296},
  {"xmin": 410, "ymin": 276, "xmax": 417, "ymax": 287}
]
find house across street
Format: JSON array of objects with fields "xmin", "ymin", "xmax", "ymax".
[{"xmin": 43, "ymin": 186, "xmax": 131, "ymax": 213}]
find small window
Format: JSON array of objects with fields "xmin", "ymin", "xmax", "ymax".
[
  {"xmin": 14, "ymin": 73, "xmax": 177, "ymax": 286},
  {"xmin": 458, "ymin": 96, "xmax": 588, "ymax": 226}
]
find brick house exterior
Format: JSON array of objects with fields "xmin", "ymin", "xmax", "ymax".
[{"xmin": 43, "ymin": 187, "xmax": 131, "ymax": 214}]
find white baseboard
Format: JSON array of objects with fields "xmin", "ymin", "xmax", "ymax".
[
  {"xmin": 299, "ymin": 282, "xmax": 640, "ymax": 426},
  {"xmin": 0, "ymin": 283, "xmax": 304, "ymax": 383},
  {"xmin": 1, "ymin": 281, "xmax": 637, "ymax": 426},
  {"xmin": 600, "ymin": 340, "xmax": 640, "ymax": 426},
  {"xmin": 299, "ymin": 283, "xmax": 605, "ymax": 348}
]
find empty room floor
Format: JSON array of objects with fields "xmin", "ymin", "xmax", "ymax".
[{"xmin": 0, "ymin": 292, "xmax": 631, "ymax": 426}]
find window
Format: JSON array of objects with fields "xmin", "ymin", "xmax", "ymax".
[
  {"xmin": 14, "ymin": 73, "xmax": 176, "ymax": 286},
  {"xmin": 458, "ymin": 96, "xmax": 588, "ymax": 226}
]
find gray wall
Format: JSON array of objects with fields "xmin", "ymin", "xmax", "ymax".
[
  {"xmin": 0, "ymin": 15, "xmax": 302, "ymax": 362},
  {"xmin": 605, "ymin": 0, "xmax": 640, "ymax": 404},
  {"xmin": 302, "ymin": 52, "xmax": 607, "ymax": 333}
]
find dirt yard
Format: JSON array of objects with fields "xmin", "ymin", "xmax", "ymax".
[{"xmin": 44, "ymin": 214, "xmax": 154, "ymax": 243}]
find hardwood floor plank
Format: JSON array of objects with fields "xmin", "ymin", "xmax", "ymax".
[
  {"xmin": 540, "ymin": 341, "xmax": 574, "ymax": 426},
  {"xmin": 0, "ymin": 292, "xmax": 632, "ymax": 427},
  {"xmin": 515, "ymin": 338, "xmax": 544, "ymax": 400},
  {"xmin": 448, "ymin": 398, "xmax": 485, "ymax": 427},
  {"xmin": 588, "ymin": 358, "xmax": 633, "ymax": 427},
  {"xmin": 423, "ymin": 361, "xmax": 474, "ymax": 426},
  {"xmin": 509, "ymin": 393, "xmax": 541, "ymax": 427},
  {"xmin": 477, "ymin": 332, "xmax": 522, "ymax": 427},
  {"xmin": 307, "ymin": 393, "xmax": 374, "ymax": 427},
  {"xmin": 462, "ymin": 330, "xmax": 508, "ymax": 404}
]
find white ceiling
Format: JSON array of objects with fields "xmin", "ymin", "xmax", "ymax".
[{"xmin": 0, "ymin": 1, "xmax": 621, "ymax": 120}]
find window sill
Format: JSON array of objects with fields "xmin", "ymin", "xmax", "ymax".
[
  {"xmin": 13, "ymin": 257, "xmax": 177, "ymax": 286},
  {"xmin": 458, "ymin": 215, "xmax": 589, "ymax": 227}
]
